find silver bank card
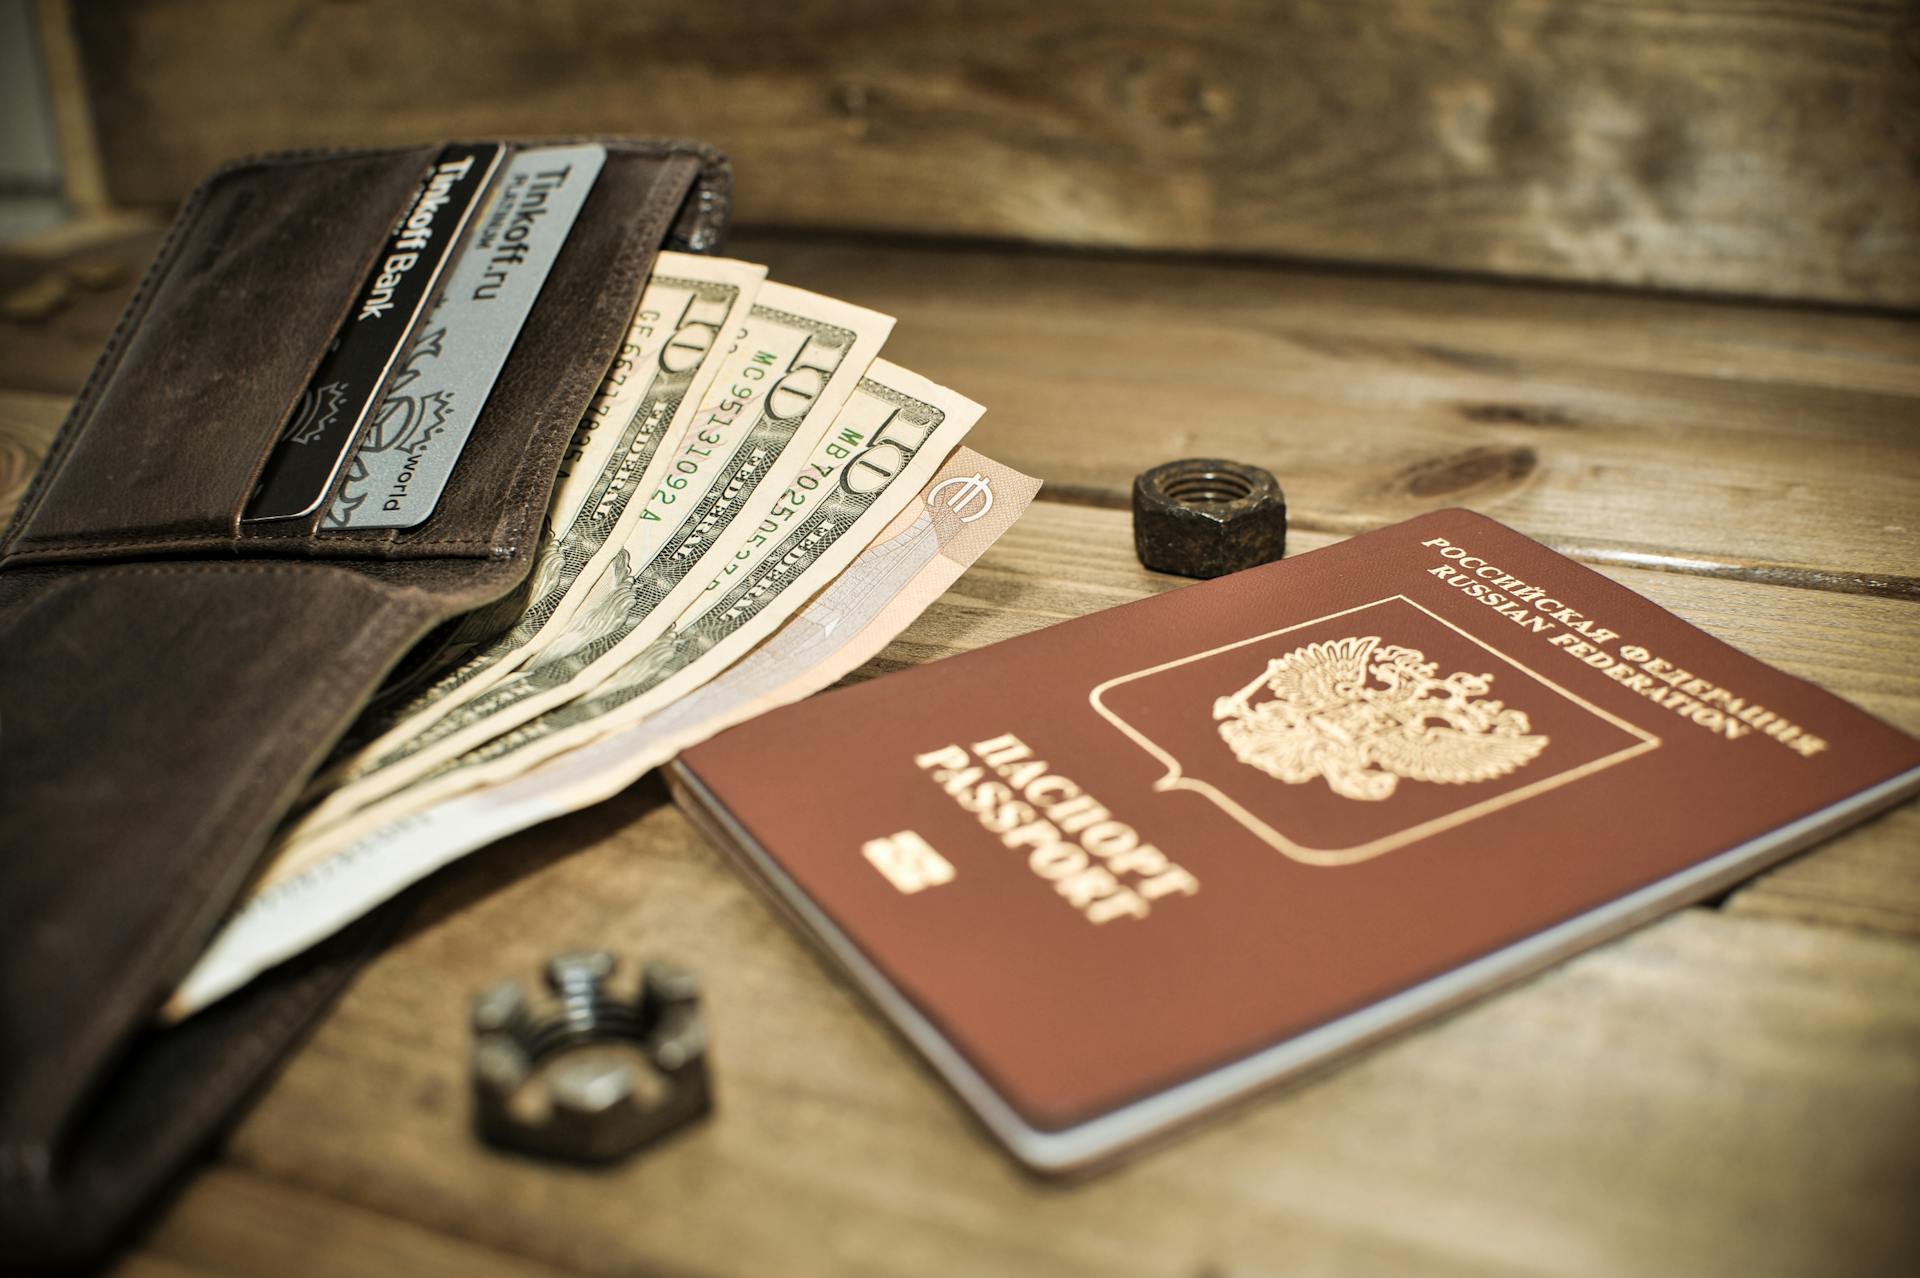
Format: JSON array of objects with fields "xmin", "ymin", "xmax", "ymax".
[
  {"xmin": 324, "ymin": 143, "xmax": 608, "ymax": 529},
  {"xmin": 246, "ymin": 143, "xmax": 503, "ymax": 522}
]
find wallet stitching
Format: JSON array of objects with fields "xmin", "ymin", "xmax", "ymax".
[
  {"xmin": 0, "ymin": 533, "xmax": 504, "ymax": 560},
  {"xmin": 0, "ymin": 136, "xmax": 729, "ymax": 1249},
  {"xmin": 369, "ymin": 151, "xmax": 699, "ymax": 558},
  {"xmin": 36, "ymin": 561, "xmax": 427, "ymax": 580},
  {"xmin": 0, "ymin": 164, "xmax": 219, "ymax": 563},
  {"xmin": 110, "ymin": 614, "xmax": 426, "ymax": 1139},
  {"xmin": 484, "ymin": 152, "xmax": 694, "ymax": 558},
  {"xmin": 387, "ymin": 151, "xmax": 690, "ymax": 555},
  {"xmin": 12, "ymin": 571, "xmax": 421, "ymax": 1153},
  {"xmin": 2, "ymin": 138, "xmax": 725, "ymax": 566},
  {"xmin": 0, "ymin": 146, "xmax": 442, "ymax": 564}
]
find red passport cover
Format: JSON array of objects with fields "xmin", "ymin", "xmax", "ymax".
[{"xmin": 671, "ymin": 509, "xmax": 1920, "ymax": 1170}]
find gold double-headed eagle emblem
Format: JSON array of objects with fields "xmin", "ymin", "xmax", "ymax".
[{"xmin": 1213, "ymin": 635, "xmax": 1549, "ymax": 802}]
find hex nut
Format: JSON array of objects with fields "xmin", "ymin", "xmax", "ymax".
[
  {"xmin": 547, "ymin": 1057, "xmax": 639, "ymax": 1116},
  {"xmin": 472, "ymin": 954, "xmax": 712, "ymax": 1164},
  {"xmin": 1132, "ymin": 458, "xmax": 1287, "ymax": 578},
  {"xmin": 471, "ymin": 979, "xmax": 528, "ymax": 1035}
]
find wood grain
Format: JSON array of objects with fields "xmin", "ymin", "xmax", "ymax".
[
  {"xmin": 109, "ymin": 1257, "xmax": 210, "ymax": 1278},
  {"xmin": 4, "ymin": 224, "xmax": 1914, "ymax": 1273},
  {"xmin": 727, "ymin": 233, "xmax": 1920, "ymax": 593},
  {"xmin": 113, "ymin": 1168, "xmax": 584, "ymax": 1278},
  {"xmin": 1724, "ymin": 802, "xmax": 1920, "ymax": 935},
  {"xmin": 0, "ymin": 390, "xmax": 68, "ymax": 525},
  {"xmin": 196, "ymin": 790, "xmax": 1920, "ymax": 1278},
  {"xmin": 99, "ymin": 504, "xmax": 1920, "ymax": 1273},
  {"xmin": 33, "ymin": 0, "xmax": 109, "ymax": 214},
  {"xmin": 1, "ymin": 242, "xmax": 1912, "ymax": 933},
  {"xmin": 0, "ymin": 224, "xmax": 154, "ymax": 396},
  {"xmin": 7, "ymin": 228, "xmax": 1918, "ymax": 589},
  {"xmin": 61, "ymin": 0, "xmax": 1920, "ymax": 307},
  {"xmin": 864, "ymin": 507, "xmax": 1920, "ymax": 728}
]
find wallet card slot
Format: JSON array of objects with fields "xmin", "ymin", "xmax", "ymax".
[
  {"xmin": 0, "ymin": 136, "xmax": 732, "ymax": 1267},
  {"xmin": 0, "ymin": 145, "xmax": 442, "ymax": 565},
  {"xmin": 303, "ymin": 143, "xmax": 705, "ymax": 558},
  {"xmin": 1, "ymin": 139, "xmax": 727, "ymax": 571}
]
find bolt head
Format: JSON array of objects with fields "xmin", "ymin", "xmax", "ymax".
[
  {"xmin": 473, "ymin": 1036, "xmax": 532, "ymax": 1093},
  {"xmin": 643, "ymin": 961, "xmax": 701, "ymax": 1009},
  {"xmin": 472, "ymin": 952, "xmax": 713, "ymax": 1162},
  {"xmin": 651, "ymin": 1019, "xmax": 708, "ymax": 1073},
  {"xmin": 545, "ymin": 950, "xmax": 617, "ymax": 994}
]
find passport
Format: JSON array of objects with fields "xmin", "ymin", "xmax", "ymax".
[{"xmin": 669, "ymin": 508, "xmax": 1920, "ymax": 1172}]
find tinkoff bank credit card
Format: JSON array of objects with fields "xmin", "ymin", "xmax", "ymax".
[
  {"xmin": 323, "ymin": 143, "xmax": 607, "ymax": 530},
  {"xmin": 245, "ymin": 143, "xmax": 503, "ymax": 522}
]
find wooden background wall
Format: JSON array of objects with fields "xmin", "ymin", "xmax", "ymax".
[{"xmin": 56, "ymin": 1, "xmax": 1920, "ymax": 308}]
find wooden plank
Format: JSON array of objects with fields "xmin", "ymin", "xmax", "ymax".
[
  {"xmin": 4, "ymin": 238, "xmax": 1912, "ymax": 925},
  {"xmin": 200, "ymin": 786, "xmax": 1920, "ymax": 1277},
  {"xmin": 113, "ymin": 509, "xmax": 1920, "ymax": 1272},
  {"xmin": 729, "ymin": 233, "xmax": 1920, "ymax": 593},
  {"xmin": 0, "ymin": 232, "xmax": 1911, "ymax": 1271},
  {"xmin": 724, "ymin": 234, "xmax": 1920, "ymax": 401},
  {"xmin": 7, "ymin": 229, "xmax": 1917, "ymax": 589},
  {"xmin": 0, "ymin": 223, "xmax": 155, "ymax": 396},
  {"xmin": 1, "ymin": 398, "xmax": 1911, "ymax": 933},
  {"xmin": 61, "ymin": 0, "xmax": 1920, "ymax": 307},
  {"xmin": 33, "ymin": 0, "xmax": 110, "ymax": 214},
  {"xmin": 0, "ymin": 389, "xmax": 69, "ymax": 525},
  {"xmin": 1725, "ymin": 802, "xmax": 1920, "ymax": 935},
  {"xmin": 866, "ymin": 507, "xmax": 1920, "ymax": 732},
  {"xmin": 113, "ymin": 1167, "xmax": 581, "ymax": 1278}
]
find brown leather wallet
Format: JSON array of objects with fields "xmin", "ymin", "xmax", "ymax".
[{"xmin": 0, "ymin": 139, "xmax": 731, "ymax": 1269}]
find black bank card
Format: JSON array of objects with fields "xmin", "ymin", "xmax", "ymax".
[{"xmin": 244, "ymin": 143, "xmax": 504, "ymax": 522}]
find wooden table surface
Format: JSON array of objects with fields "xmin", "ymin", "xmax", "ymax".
[{"xmin": 3, "ymin": 225, "xmax": 1917, "ymax": 1278}]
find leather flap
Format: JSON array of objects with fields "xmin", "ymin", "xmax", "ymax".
[{"xmin": 1, "ymin": 147, "xmax": 441, "ymax": 561}]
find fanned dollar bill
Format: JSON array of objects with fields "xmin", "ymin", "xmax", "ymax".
[
  {"xmin": 263, "ymin": 360, "xmax": 981, "ymax": 867},
  {"xmin": 313, "ymin": 254, "xmax": 767, "ymax": 784},
  {"xmin": 291, "ymin": 282, "xmax": 892, "ymax": 835},
  {"xmin": 431, "ymin": 360, "xmax": 985, "ymax": 779},
  {"xmin": 168, "ymin": 449, "xmax": 1039, "ymax": 1018},
  {"xmin": 162, "ymin": 256, "xmax": 1038, "ymax": 1022}
]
